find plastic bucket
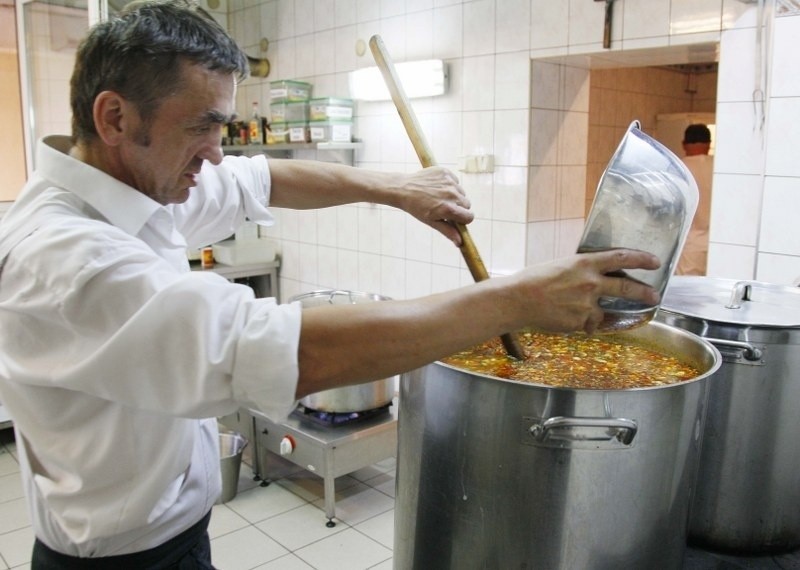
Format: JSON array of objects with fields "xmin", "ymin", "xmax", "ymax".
[{"xmin": 218, "ymin": 431, "xmax": 248, "ymax": 504}]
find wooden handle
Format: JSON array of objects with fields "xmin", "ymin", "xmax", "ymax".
[{"xmin": 369, "ymin": 35, "xmax": 525, "ymax": 360}]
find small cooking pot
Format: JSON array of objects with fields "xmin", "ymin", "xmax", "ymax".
[{"xmin": 290, "ymin": 290, "xmax": 395, "ymax": 413}]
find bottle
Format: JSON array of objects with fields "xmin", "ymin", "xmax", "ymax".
[{"xmin": 249, "ymin": 101, "xmax": 263, "ymax": 145}]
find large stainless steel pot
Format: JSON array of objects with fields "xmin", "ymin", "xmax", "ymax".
[
  {"xmin": 658, "ymin": 276, "xmax": 800, "ymax": 553},
  {"xmin": 290, "ymin": 290, "xmax": 395, "ymax": 413},
  {"xmin": 394, "ymin": 321, "xmax": 720, "ymax": 570}
]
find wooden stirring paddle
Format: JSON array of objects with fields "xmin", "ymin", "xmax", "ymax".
[{"xmin": 369, "ymin": 35, "xmax": 526, "ymax": 360}]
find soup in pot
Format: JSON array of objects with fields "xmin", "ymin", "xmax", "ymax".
[{"xmin": 442, "ymin": 331, "xmax": 700, "ymax": 389}]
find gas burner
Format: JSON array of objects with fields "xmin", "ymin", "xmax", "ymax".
[{"xmin": 295, "ymin": 403, "xmax": 391, "ymax": 427}]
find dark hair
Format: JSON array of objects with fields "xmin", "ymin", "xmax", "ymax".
[
  {"xmin": 683, "ymin": 124, "xmax": 711, "ymax": 144},
  {"xmin": 70, "ymin": 0, "xmax": 248, "ymax": 143}
]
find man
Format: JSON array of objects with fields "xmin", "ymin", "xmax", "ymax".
[
  {"xmin": 676, "ymin": 123, "xmax": 713, "ymax": 275},
  {"xmin": 0, "ymin": 2, "xmax": 660, "ymax": 568}
]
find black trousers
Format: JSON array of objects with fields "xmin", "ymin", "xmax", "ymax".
[{"xmin": 32, "ymin": 511, "xmax": 216, "ymax": 570}]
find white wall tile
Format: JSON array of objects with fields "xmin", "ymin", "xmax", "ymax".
[
  {"xmin": 568, "ymin": 0, "xmax": 605, "ymax": 48},
  {"xmin": 531, "ymin": 61, "xmax": 561, "ymax": 110},
  {"xmin": 492, "ymin": 166, "xmax": 527, "ymax": 223},
  {"xmin": 337, "ymin": 206, "xmax": 359, "ymax": 250},
  {"xmin": 708, "ymin": 173, "xmax": 761, "ymax": 246},
  {"xmin": 357, "ymin": 0, "xmax": 380, "ymax": 22},
  {"xmin": 463, "ymin": 170, "xmax": 494, "ymax": 220},
  {"xmin": 335, "ymin": 25, "xmax": 358, "ymax": 73},
  {"xmin": 433, "ymin": 4, "xmax": 463, "ymax": 60},
  {"xmin": 557, "ymin": 165, "xmax": 586, "ymax": 219},
  {"xmin": 335, "ymin": 0, "xmax": 357, "ymax": 27},
  {"xmin": 713, "ymin": 101, "xmax": 765, "ymax": 175},
  {"xmin": 358, "ymin": 252, "xmax": 382, "ymax": 292},
  {"xmin": 294, "ymin": 0, "xmax": 314, "ymax": 35},
  {"xmin": 405, "ymin": 9, "xmax": 434, "ymax": 60},
  {"xmin": 556, "ymin": 218, "xmax": 584, "ymax": 258},
  {"xmin": 314, "ymin": 0, "xmax": 336, "ymax": 31},
  {"xmin": 494, "ymin": 109, "xmax": 529, "ymax": 166},
  {"xmin": 670, "ymin": 0, "xmax": 722, "ymax": 35},
  {"xmin": 526, "ymin": 220, "xmax": 557, "ymax": 265},
  {"xmin": 529, "ymin": 109, "xmax": 560, "ymax": 166},
  {"xmin": 557, "ymin": 111, "xmax": 588, "ymax": 166},
  {"xmin": 491, "ymin": 220, "xmax": 526, "ymax": 273},
  {"xmin": 495, "ymin": 51, "xmax": 530, "ymax": 110},
  {"xmin": 379, "ymin": 15, "xmax": 407, "ymax": 63},
  {"xmin": 758, "ymin": 176, "xmax": 800, "ymax": 256},
  {"xmin": 528, "ymin": 165, "xmax": 557, "ymax": 221},
  {"xmin": 623, "ymin": 0, "xmax": 670, "ymax": 39},
  {"xmin": 717, "ymin": 27, "xmax": 757, "ymax": 102},
  {"xmin": 408, "ymin": 0, "xmax": 434, "ymax": 13},
  {"xmin": 380, "ymin": 256, "xmax": 407, "ymax": 299},
  {"xmin": 463, "ymin": 56, "xmax": 496, "ymax": 111},
  {"xmin": 358, "ymin": 206, "xmax": 382, "ymax": 254},
  {"xmin": 380, "ymin": 209, "xmax": 406, "ymax": 257},
  {"xmin": 405, "ymin": 260, "xmax": 432, "ymax": 298},
  {"xmin": 496, "ymin": 0, "xmax": 530, "ymax": 53},
  {"xmin": 771, "ymin": 16, "xmax": 800, "ymax": 97},
  {"xmin": 314, "ymin": 29, "xmax": 336, "ymax": 77},
  {"xmin": 337, "ymin": 249, "xmax": 359, "ymax": 290},
  {"xmin": 430, "ymin": 264, "xmax": 460, "ymax": 293},
  {"xmin": 298, "ymin": 243, "xmax": 319, "ymax": 284},
  {"xmin": 381, "ymin": 0, "xmax": 405, "ymax": 19},
  {"xmin": 563, "ymin": 66, "xmax": 590, "ymax": 113},
  {"xmin": 530, "ymin": 0, "xmax": 568, "ymax": 50},
  {"xmin": 756, "ymin": 253, "xmax": 800, "ymax": 286},
  {"xmin": 765, "ymin": 97, "xmax": 800, "ymax": 177},
  {"xmin": 462, "ymin": 110, "xmax": 495, "ymax": 159},
  {"xmin": 276, "ymin": 0, "xmax": 295, "ymax": 39},
  {"xmin": 405, "ymin": 220, "xmax": 433, "ymax": 262},
  {"xmin": 432, "ymin": 112, "xmax": 463, "ymax": 166},
  {"xmin": 706, "ymin": 242, "xmax": 756, "ymax": 279},
  {"xmin": 318, "ymin": 245, "xmax": 339, "ymax": 286},
  {"xmin": 463, "ymin": 0, "xmax": 495, "ymax": 57}
]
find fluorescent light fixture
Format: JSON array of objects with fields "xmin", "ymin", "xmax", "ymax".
[{"xmin": 349, "ymin": 59, "xmax": 449, "ymax": 101}]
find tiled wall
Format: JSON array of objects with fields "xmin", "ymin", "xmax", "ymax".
[
  {"xmin": 231, "ymin": 0, "xmax": 799, "ymax": 300},
  {"xmin": 713, "ymin": 8, "xmax": 800, "ymax": 284},
  {"xmin": 17, "ymin": 1, "xmax": 800, "ymax": 291}
]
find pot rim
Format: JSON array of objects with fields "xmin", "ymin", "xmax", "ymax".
[{"xmin": 431, "ymin": 321, "xmax": 721, "ymax": 392}]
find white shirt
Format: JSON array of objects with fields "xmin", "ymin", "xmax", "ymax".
[{"xmin": 0, "ymin": 136, "xmax": 301, "ymax": 556}]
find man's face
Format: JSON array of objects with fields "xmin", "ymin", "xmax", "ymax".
[{"xmin": 117, "ymin": 63, "xmax": 236, "ymax": 205}]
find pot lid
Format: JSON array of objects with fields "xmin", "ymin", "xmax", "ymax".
[{"xmin": 660, "ymin": 276, "xmax": 800, "ymax": 328}]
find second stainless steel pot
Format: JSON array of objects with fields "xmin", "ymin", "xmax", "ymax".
[
  {"xmin": 290, "ymin": 290, "xmax": 395, "ymax": 413},
  {"xmin": 394, "ymin": 321, "xmax": 720, "ymax": 570},
  {"xmin": 658, "ymin": 276, "xmax": 800, "ymax": 553}
]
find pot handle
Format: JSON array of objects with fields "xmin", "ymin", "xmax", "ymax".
[
  {"xmin": 526, "ymin": 416, "xmax": 637, "ymax": 449},
  {"xmin": 703, "ymin": 337, "xmax": 763, "ymax": 362}
]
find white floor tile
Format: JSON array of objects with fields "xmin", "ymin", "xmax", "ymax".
[
  {"xmin": 0, "ymin": 526, "xmax": 33, "ymax": 568},
  {"xmin": 0, "ymin": 452, "xmax": 19, "ymax": 478},
  {"xmin": 294, "ymin": 528, "xmax": 392, "ymax": 570},
  {"xmin": 225, "ymin": 482, "xmax": 307, "ymax": 525},
  {"xmin": 311, "ymin": 483, "xmax": 394, "ymax": 527},
  {"xmin": 363, "ymin": 471, "xmax": 396, "ymax": 498},
  {"xmin": 210, "ymin": 526, "xmax": 289, "ymax": 570},
  {"xmin": 0, "ymin": 499, "xmax": 29, "ymax": 535},
  {"xmin": 255, "ymin": 503, "xmax": 345, "ymax": 551},
  {"xmin": 208, "ymin": 504, "xmax": 251, "ymax": 539},
  {"xmin": 0, "ymin": 473, "xmax": 24, "ymax": 504},
  {"xmin": 276, "ymin": 471, "xmax": 360, "ymax": 504},
  {"xmin": 354, "ymin": 509, "xmax": 394, "ymax": 550},
  {"xmin": 252, "ymin": 553, "xmax": 315, "ymax": 569},
  {"xmin": 367, "ymin": 559, "xmax": 393, "ymax": 570}
]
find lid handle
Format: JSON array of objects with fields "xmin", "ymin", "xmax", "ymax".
[{"xmin": 726, "ymin": 280, "xmax": 755, "ymax": 309}]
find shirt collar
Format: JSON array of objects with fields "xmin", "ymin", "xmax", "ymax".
[{"xmin": 38, "ymin": 135, "xmax": 165, "ymax": 237}]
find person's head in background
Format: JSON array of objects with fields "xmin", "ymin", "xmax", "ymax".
[{"xmin": 682, "ymin": 124, "xmax": 712, "ymax": 157}]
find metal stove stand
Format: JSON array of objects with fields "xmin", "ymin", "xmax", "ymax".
[{"xmin": 248, "ymin": 403, "xmax": 398, "ymax": 527}]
